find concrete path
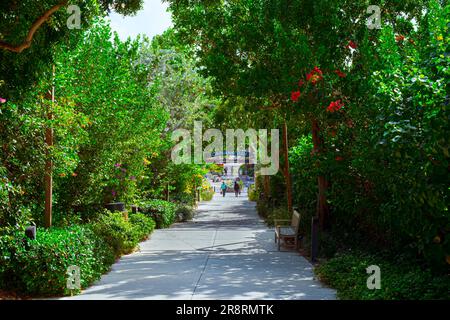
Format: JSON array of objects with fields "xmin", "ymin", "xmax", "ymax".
[{"xmin": 64, "ymin": 189, "xmax": 336, "ymax": 300}]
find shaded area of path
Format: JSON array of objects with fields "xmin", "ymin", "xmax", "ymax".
[{"xmin": 63, "ymin": 189, "xmax": 336, "ymax": 300}]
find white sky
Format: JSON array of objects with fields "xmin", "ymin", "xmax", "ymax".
[{"xmin": 108, "ymin": 0, "xmax": 173, "ymax": 41}]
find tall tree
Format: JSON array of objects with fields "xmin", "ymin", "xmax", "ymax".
[
  {"xmin": 165, "ymin": 0, "xmax": 430, "ymax": 228},
  {"xmin": 0, "ymin": 0, "xmax": 143, "ymax": 94}
]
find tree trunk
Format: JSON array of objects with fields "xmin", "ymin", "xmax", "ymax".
[
  {"xmin": 44, "ymin": 65, "xmax": 55, "ymax": 228},
  {"xmin": 0, "ymin": 2, "xmax": 68, "ymax": 53},
  {"xmin": 311, "ymin": 118, "xmax": 329, "ymax": 229},
  {"xmin": 263, "ymin": 175, "xmax": 270, "ymax": 200},
  {"xmin": 282, "ymin": 121, "xmax": 293, "ymax": 213}
]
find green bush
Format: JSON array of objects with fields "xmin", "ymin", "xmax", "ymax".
[
  {"xmin": 266, "ymin": 206, "xmax": 291, "ymax": 227},
  {"xmin": 175, "ymin": 204, "xmax": 195, "ymax": 222},
  {"xmin": 138, "ymin": 199, "xmax": 177, "ymax": 228},
  {"xmin": 248, "ymin": 184, "xmax": 258, "ymax": 201},
  {"xmin": 129, "ymin": 213, "xmax": 156, "ymax": 241},
  {"xmin": 0, "ymin": 225, "xmax": 113, "ymax": 296},
  {"xmin": 200, "ymin": 188, "xmax": 214, "ymax": 201},
  {"xmin": 0, "ymin": 211, "xmax": 157, "ymax": 297},
  {"xmin": 315, "ymin": 251, "xmax": 450, "ymax": 300},
  {"xmin": 91, "ymin": 211, "xmax": 140, "ymax": 256},
  {"xmin": 256, "ymin": 199, "xmax": 271, "ymax": 219}
]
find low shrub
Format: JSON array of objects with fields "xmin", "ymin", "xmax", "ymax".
[
  {"xmin": 248, "ymin": 184, "xmax": 258, "ymax": 201},
  {"xmin": 129, "ymin": 213, "xmax": 156, "ymax": 241},
  {"xmin": 91, "ymin": 211, "xmax": 139, "ymax": 256},
  {"xmin": 171, "ymin": 193, "xmax": 195, "ymax": 206},
  {"xmin": 200, "ymin": 188, "xmax": 214, "ymax": 201},
  {"xmin": 266, "ymin": 206, "xmax": 291, "ymax": 227},
  {"xmin": 315, "ymin": 251, "xmax": 450, "ymax": 300},
  {"xmin": 256, "ymin": 199, "xmax": 271, "ymax": 219},
  {"xmin": 175, "ymin": 204, "xmax": 195, "ymax": 222},
  {"xmin": 0, "ymin": 230, "xmax": 26, "ymax": 289},
  {"xmin": 0, "ymin": 225, "xmax": 113, "ymax": 296},
  {"xmin": 0, "ymin": 210, "xmax": 157, "ymax": 297},
  {"xmin": 138, "ymin": 199, "xmax": 176, "ymax": 228}
]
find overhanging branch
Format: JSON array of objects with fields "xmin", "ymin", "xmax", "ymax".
[{"xmin": 0, "ymin": 1, "xmax": 67, "ymax": 53}]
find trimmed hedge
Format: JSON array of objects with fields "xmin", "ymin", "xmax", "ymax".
[
  {"xmin": 315, "ymin": 251, "xmax": 450, "ymax": 300},
  {"xmin": 0, "ymin": 225, "xmax": 113, "ymax": 296},
  {"xmin": 91, "ymin": 211, "xmax": 155, "ymax": 257},
  {"xmin": 129, "ymin": 213, "xmax": 156, "ymax": 241},
  {"xmin": 138, "ymin": 199, "xmax": 176, "ymax": 228},
  {"xmin": 0, "ymin": 211, "xmax": 156, "ymax": 297}
]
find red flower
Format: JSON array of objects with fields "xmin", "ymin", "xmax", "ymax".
[
  {"xmin": 312, "ymin": 66, "xmax": 323, "ymax": 75},
  {"xmin": 306, "ymin": 66, "xmax": 323, "ymax": 85},
  {"xmin": 346, "ymin": 41, "xmax": 357, "ymax": 49},
  {"xmin": 298, "ymin": 79, "xmax": 305, "ymax": 87},
  {"xmin": 291, "ymin": 90, "xmax": 301, "ymax": 102},
  {"xmin": 335, "ymin": 156, "xmax": 344, "ymax": 161},
  {"xmin": 395, "ymin": 34, "xmax": 405, "ymax": 42},
  {"xmin": 326, "ymin": 100, "xmax": 344, "ymax": 113},
  {"xmin": 334, "ymin": 69, "xmax": 346, "ymax": 78}
]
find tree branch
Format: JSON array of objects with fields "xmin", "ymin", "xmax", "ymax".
[{"xmin": 0, "ymin": 1, "xmax": 67, "ymax": 53}]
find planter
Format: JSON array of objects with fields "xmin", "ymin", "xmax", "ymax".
[{"xmin": 104, "ymin": 202, "xmax": 125, "ymax": 212}]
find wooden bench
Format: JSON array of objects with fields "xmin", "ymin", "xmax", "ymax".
[{"xmin": 274, "ymin": 210, "xmax": 302, "ymax": 251}]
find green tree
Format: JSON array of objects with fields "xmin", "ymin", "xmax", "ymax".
[
  {"xmin": 137, "ymin": 29, "xmax": 219, "ymax": 202},
  {"xmin": 0, "ymin": 0, "xmax": 143, "ymax": 95},
  {"xmin": 166, "ymin": 0, "xmax": 449, "ymax": 268}
]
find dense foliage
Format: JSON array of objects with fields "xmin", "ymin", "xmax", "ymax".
[
  {"xmin": 92, "ymin": 211, "xmax": 154, "ymax": 257},
  {"xmin": 316, "ymin": 251, "xmax": 450, "ymax": 300},
  {"xmin": 167, "ymin": 0, "xmax": 449, "ymax": 281},
  {"xmin": 0, "ymin": 1, "xmax": 143, "ymax": 93},
  {"xmin": 0, "ymin": 19, "xmax": 215, "ymax": 227},
  {"xmin": 0, "ymin": 210, "xmax": 155, "ymax": 296},
  {"xmin": 0, "ymin": 225, "xmax": 113, "ymax": 296},
  {"xmin": 0, "ymin": 0, "xmax": 448, "ymax": 300},
  {"xmin": 138, "ymin": 199, "xmax": 177, "ymax": 228},
  {"xmin": 0, "ymin": 5, "xmax": 215, "ymax": 297}
]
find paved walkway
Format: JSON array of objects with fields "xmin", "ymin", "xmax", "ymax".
[{"xmin": 64, "ymin": 190, "xmax": 336, "ymax": 300}]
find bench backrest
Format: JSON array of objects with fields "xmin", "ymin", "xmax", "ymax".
[{"xmin": 291, "ymin": 210, "xmax": 301, "ymax": 232}]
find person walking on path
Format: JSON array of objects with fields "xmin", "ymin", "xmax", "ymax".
[
  {"xmin": 221, "ymin": 181, "xmax": 228, "ymax": 197},
  {"xmin": 234, "ymin": 180, "xmax": 240, "ymax": 197}
]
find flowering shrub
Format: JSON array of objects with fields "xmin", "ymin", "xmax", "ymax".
[
  {"xmin": 291, "ymin": 90, "xmax": 301, "ymax": 102},
  {"xmin": 306, "ymin": 66, "xmax": 323, "ymax": 85},
  {"xmin": 326, "ymin": 100, "xmax": 344, "ymax": 113}
]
